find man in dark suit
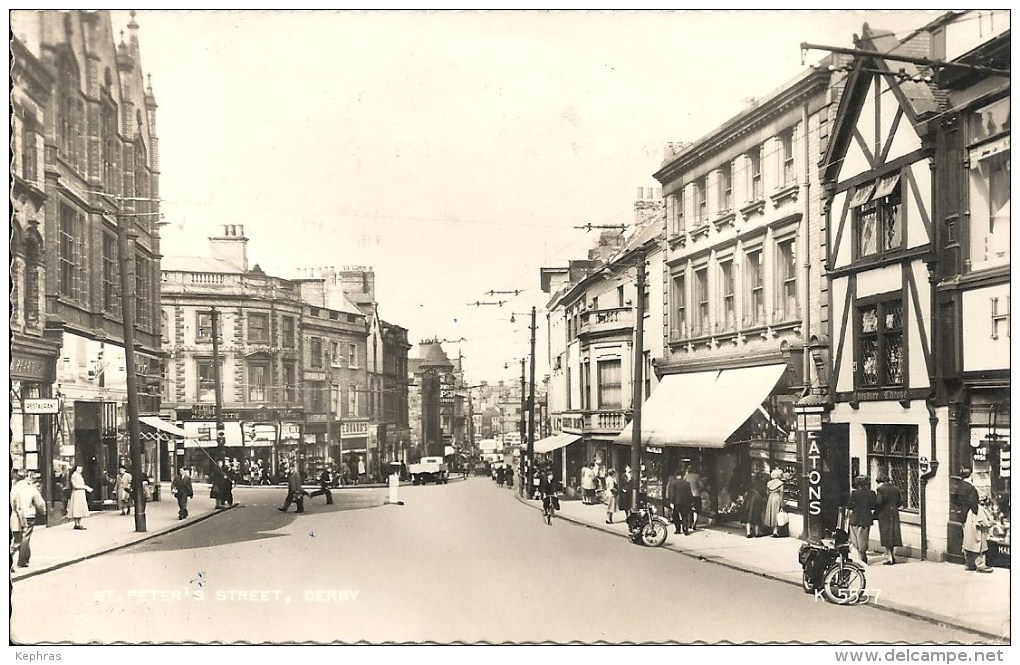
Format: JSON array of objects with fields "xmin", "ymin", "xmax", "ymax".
[
  {"xmin": 171, "ymin": 468, "xmax": 194, "ymax": 520},
  {"xmin": 278, "ymin": 465, "xmax": 307, "ymax": 513},
  {"xmin": 665, "ymin": 470, "xmax": 695, "ymax": 535},
  {"xmin": 308, "ymin": 468, "xmax": 334, "ymax": 505}
]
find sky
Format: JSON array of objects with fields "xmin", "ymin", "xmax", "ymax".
[{"xmin": 109, "ymin": 8, "xmax": 945, "ymax": 385}]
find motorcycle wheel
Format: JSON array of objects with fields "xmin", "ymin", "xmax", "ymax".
[
  {"xmin": 801, "ymin": 568, "xmax": 817, "ymax": 594},
  {"xmin": 821, "ymin": 565, "xmax": 867, "ymax": 605},
  {"xmin": 640, "ymin": 520, "xmax": 669, "ymax": 547}
]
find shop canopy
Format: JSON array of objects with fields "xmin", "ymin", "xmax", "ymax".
[
  {"xmin": 614, "ymin": 364, "xmax": 787, "ymax": 449},
  {"xmin": 533, "ymin": 432, "xmax": 581, "ymax": 454},
  {"xmin": 138, "ymin": 416, "xmax": 187, "ymax": 438}
]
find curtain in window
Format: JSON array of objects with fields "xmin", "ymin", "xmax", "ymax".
[{"xmin": 598, "ymin": 360, "xmax": 622, "ymax": 409}]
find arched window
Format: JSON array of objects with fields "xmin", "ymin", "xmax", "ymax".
[
  {"xmin": 56, "ymin": 54, "xmax": 80, "ymax": 167},
  {"xmin": 134, "ymin": 139, "xmax": 149, "ymax": 231},
  {"xmin": 101, "ymin": 98, "xmax": 118, "ymax": 194},
  {"xmin": 24, "ymin": 226, "xmax": 42, "ymax": 328},
  {"xmin": 10, "ymin": 219, "xmax": 24, "ymax": 327}
]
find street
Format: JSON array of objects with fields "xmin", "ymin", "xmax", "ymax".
[{"xmin": 11, "ymin": 478, "xmax": 987, "ymax": 644}]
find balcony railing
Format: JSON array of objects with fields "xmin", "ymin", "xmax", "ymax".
[{"xmin": 578, "ymin": 307, "xmax": 634, "ymax": 336}]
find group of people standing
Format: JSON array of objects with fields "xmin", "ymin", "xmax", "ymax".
[
  {"xmin": 736, "ymin": 469, "xmax": 788, "ymax": 538},
  {"xmin": 845, "ymin": 474, "xmax": 905, "ymax": 565}
]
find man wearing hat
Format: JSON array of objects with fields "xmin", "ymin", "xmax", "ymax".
[{"xmin": 10, "ymin": 471, "xmax": 47, "ymax": 570}]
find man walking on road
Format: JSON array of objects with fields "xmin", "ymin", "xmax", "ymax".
[
  {"xmin": 10, "ymin": 471, "xmax": 46, "ymax": 570},
  {"xmin": 308, "ymin": 467, "xmax": 334, "ymax": 505},
  {"xmin": 171, "ymin": 468, "xmax": 194, "ymax": 520},
  {"xmin": 665, "ymin": 470, "xmax": 694, "ymax": 535},
  {"xmin": 278, "ymin": 464, "xmax": 307, "ymax": 513}
]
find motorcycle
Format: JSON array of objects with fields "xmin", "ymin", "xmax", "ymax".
[
  {"xmin": 625, "ymin": 502, "xmax": 670, "ymax": 547},
  {"xmin": 798, "ymin": 528, "xmax": 868, "ymax": 605}
]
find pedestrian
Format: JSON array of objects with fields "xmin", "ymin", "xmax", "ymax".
[
  {"xmin": 958, "ymin": 469, "xmax": 994, "ymax": 573},
  {"xmin": 278, "ymin": 463, "xmax": 306, "ymax": 513},
  {"xmin": 114, "ymin": 465, "xmax": 132, "ymax": 515},
  {"xmin": 619, "ymin": 466, "xmax": 633, "ymax": 514},
  {"xmin": 739, "ymin": 473, "xmax": 765, "ymax": 538},
  {"xmin": 213, "ymin": 460, "xmax": 233, "ymax": 509},
  {"xmin": 506, "ymin": 465, "xmax": 513, "ymax": 489},
  {"xmin": 592, "ymin": 458, "xmax": 605, "ymax": 493},
  {"xmin": 171, "ymin": 468, "xmax": 194, "ymax": 520},
  {"xmin": 846, "ymin": 475, "xmax": 877, "ymax": 563},
  {"xmin": 357, "ymin": 456, "xmax": 367, "ymax": 484},
  {"xmin": 873, "ymin": 474, "xmax": 903, "ymax": 565},
  {"xmin": 665, "ymin": 469, "xmax": 695, "ymax": 535},
  {"xmin": 684, "ymin": 465, "xmax": 704, "ymax": 531},
  {"xmin": 604, "ymin": 469, "xmax": 620, "ymax": 524},
  {"xmin": 67, "ymin": 465, "xmax": 92, "ymax": 530},
  {"xmin": 10, "ymin": 471, "xmax": 46, "ymax": 570},
  {"xmin": 762, "ymin": 469, "xmax": 785, "ymax": 538},
  {"xmin": 308, "ymin": 467, "xmax": 334, "ymax": 505},
  {"xmin": 580, "ymin": 463, "xmax": 596, "ymax": 505},
  {"xmin": 496, "ymin": 465, "xmax": 505, "ymax": 488}
]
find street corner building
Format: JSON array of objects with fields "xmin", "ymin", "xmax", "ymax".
[
  {"xmin": 10, "ymin": 10, "xmax": 165, "ymax": 522},
  {"xmin": 536, "ymin": 10, "xmax": 1010, "ymax": 567}
]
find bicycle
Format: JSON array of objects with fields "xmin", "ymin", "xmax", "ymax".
[{"xmin": 541, "ymin": 493, "xmax": 560, "ymax": 525}]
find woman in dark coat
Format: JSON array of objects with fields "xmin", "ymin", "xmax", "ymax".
[
  {"xmin": 873, "ymin": 475, "xmax": 903, "ymax": 565},
  {"xmin": 739, "ymin": 473, "xmax": 765, "ymax": 538}
]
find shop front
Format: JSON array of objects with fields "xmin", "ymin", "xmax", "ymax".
[
  {"xmin": 10, "ymin": 338, "xmax": 61, "ymax": 524},
  {"xmin": 949, "ymin": 389, "xmax": 1010, "ymax": 568},
  {"xmin": 339, "ymin": 420, "xmax": 370, "ymax": 482},
  {"xmin": 180, "ymin": 420, "xmax": 244, "ymax": 483},
  {"xmin": 614, "ymin": 364, "xmax": 798, "ymax": 527}
]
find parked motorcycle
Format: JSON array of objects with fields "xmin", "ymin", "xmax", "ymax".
[
  {"xmin": 625, "ymin": 503, "xmax": 670, "ymax": 547},
  {"xmin": 799, "ymin": 528, "xmax": 868, "ymax": 605}
]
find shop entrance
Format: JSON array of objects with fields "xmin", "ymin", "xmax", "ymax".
[{"xmin": 74, "ymin": 401, "xmax": 119, "ymax": 510}]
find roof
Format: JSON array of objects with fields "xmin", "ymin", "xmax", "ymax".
[{"xmin": 161, "ymin": 255, "xmax": 241, "ymax": 273}]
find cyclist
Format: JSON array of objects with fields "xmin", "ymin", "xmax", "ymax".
[{"xmin": 539, "ymin": 470, "xmax": 562, "ymax": 525}]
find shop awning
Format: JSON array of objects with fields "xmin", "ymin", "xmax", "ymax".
[
  {"xmin": 614, "ymin": 364, "xmax": 787, "ymax": 449},
  {"xmin": 533, "ymin": 432, "xmax": 581, "ymax": 454},
  {"xmin": 139, "ymin": 416, "xmax": 187, "ymax": 437}
]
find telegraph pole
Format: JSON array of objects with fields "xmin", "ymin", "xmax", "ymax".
[
  {"xmin": 629, "ymin": 254, "xmax": 646, "ymax": 511},
  {"xmin": 519, "ymin": 357, "xmax": 526, "ymax": 491},
  {"xmin": 211, "ymin": 307, "xmax": 225, "ymax": 477},
  {"xmin": 326, "ymin": 350, "xmax": 335, "ymax": 482},
  {"xmin": 527, "ymin": 306, "xmax": 537, "ymax": 496},
  {"xmin": 116, "ymin": 217, "xmax": 146, "ymax": 532}
]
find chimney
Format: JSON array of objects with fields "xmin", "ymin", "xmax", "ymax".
[{"xmin": 209, "ymin": 224, "xmax": 249, "ymax": 272}]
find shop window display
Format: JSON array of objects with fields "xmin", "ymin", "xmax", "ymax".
[{"xmin": 968, "ymin": 421, "xmax": 1010, "ymax": 566}]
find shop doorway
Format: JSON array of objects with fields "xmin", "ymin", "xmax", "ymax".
[{"xmin": 74, "ymin": 401, "xmax": 118, "ymax": 510}]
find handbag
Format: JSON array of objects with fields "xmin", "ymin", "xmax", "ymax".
[
  {"xmin": 776, "ymin": 508, "xmax": 789, "ymax": 528},
  {"xmin": 210, "ymin": 485, "xmax": 219, "ymax": 499}
]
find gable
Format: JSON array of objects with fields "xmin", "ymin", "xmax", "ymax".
[{"xmin": 830, "ymin": 72, "xmax": 926, "ymax": 185}]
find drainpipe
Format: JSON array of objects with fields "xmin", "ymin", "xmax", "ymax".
[
  {"xmin": 799, "ymin": 101, "xmax": 813, "ymax": 539},
  {"xmin": 919, "ymin": 151, "xmax": 940, "ymax": 561}
]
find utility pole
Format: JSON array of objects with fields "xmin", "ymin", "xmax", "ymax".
[
  {"xmin": 527, "ymin": 306, "xmax": 537, "ymax": 496},
  {"xmin": 211, "ymin": 307, "xmax": 225, "ymax": 477},
  {"xmin": 326, "ymin": 350, "xmax": 335, "ymax": 482},
  {"xmin": 630, "ymin": 254, "xmax": 646, "ymax": 511},
  {"xmin": 519, "ymin": 357, "xmax": 526, "ymax": 490},
  {"xmin": 116, "ymin": 218, "xmax": 146, "ymax": 532}
]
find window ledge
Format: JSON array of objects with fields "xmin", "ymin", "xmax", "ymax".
[
  {"xmin": 667, "ymin": 232, "xmax": 689, "ymax": 249},
  {"xmin": 770, "ymin": 183, "xmax": 799, "ymax": 207},
  {"xmin": 689, "ymin": 224, "xmax": 711, "ymax": 241},
  {"xmin": 739, "ymin": 199, "xmax": 766, "ymax": 220},
  {"xmin": 712, "ymin": 210, "xmax": 737, "ymax": 231}
]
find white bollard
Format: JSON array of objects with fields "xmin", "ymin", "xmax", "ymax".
[{"xmin": 388, "ymin": 472, "xmax": 401, "ymax": 505}]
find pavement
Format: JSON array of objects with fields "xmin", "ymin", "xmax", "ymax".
[
  {"xmin": 9, "ymin": 476, "xmax": 465, "ymax": 583},
  {"xmin": 516, "ymin": 491, "xmax": 1011, "ymax": 642}
]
